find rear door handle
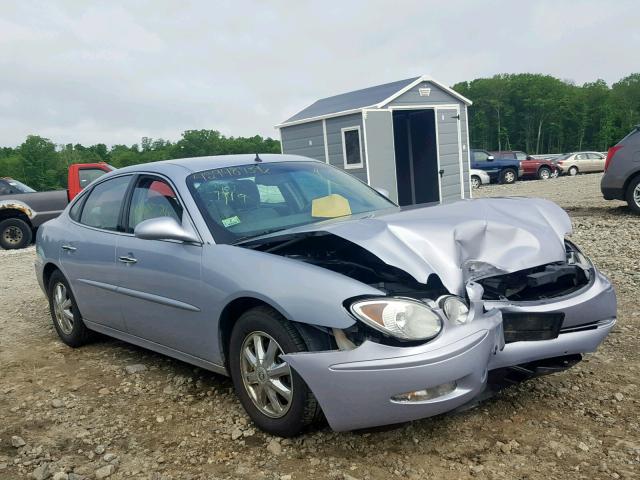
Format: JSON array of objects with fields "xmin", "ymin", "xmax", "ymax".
[
  {"xmin": 118, "ymin": 256, "xmax": 137, "ymax": 264},
  {"xmin": 61, "ymin": 245, "xmax": 77, "ymax": 252}
]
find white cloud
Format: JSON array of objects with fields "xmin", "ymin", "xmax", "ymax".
[{"xmin": 0, "ymin": 0, "xmax": 637, "ymax": 147}]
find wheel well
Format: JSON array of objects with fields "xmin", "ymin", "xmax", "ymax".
[
  {"xmin": 42, "ymin": 263, "xmax": 60, "ymax": 291},
  {"xmin": 0, "ymin": 208, "xmax": 33, "ymax": 227},
  {"xmin": 538, "ymin": 165, "xmax": 551, "ymax": 171},
  {"xmin": 218, "ymin": 297, "xmax": 335, "ymax": 369},
  {"xmin": 623, "ymin": 170, "xmax": 640, "ymax": 194},
  {"xmin": 218, "ymin": 297, "xmax": 273, "ymax": 369}
]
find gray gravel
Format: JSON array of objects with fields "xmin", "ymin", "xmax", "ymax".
[{"xmin": 1, "ymin": 173, "xmax": 638, "ymax": 479}]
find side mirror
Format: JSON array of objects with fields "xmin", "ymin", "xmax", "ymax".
[
  {"xmin": 374, "ymin": 187, "xmax": 390, "ymax": 198},
  {"xmin": 134, "ymin": 216, "xmax": 200, "ymax": 244},
  {"xmin": 487, "ymin": 155, "xmax": 494, "ymax": 161}
]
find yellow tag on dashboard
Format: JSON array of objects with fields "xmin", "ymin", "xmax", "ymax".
[{"xmin": 311, "ymin": 194, "xmax": 352, "ymax": 218}]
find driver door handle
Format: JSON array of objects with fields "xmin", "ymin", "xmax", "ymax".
[
  {"xmin": 118, "ymin": 256, "xmax": 137, "ymax": 264},
  {"xmin": 61, "ymin": 245, "xmax": 77, "ymax": 252}
]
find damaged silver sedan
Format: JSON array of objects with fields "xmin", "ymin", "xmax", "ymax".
[{"xmin": 35, "ymin": 154, "xmax": 616, "ymax": 436}]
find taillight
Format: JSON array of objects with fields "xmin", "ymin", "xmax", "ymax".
[{"xmin": 605, "ymin": 146, "xmax": 623, "ymax": 172}]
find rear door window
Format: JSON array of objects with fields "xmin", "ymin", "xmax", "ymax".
[{"xmin": 79, "ymin": 175, "xmax": 132, "ymax": 231}]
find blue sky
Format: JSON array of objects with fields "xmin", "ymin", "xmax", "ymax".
[{"xmin": 0, "ymin": 0, "xmax": 637, "ymax": 146}]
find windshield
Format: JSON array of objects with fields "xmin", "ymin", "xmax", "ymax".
[
  {"xmin": 187, "ymin": 161, "xmax": 395, "ymax": 243},
  {"xmin": 6, "ymin": 179, "xmax": 36, "ymax": 193}
]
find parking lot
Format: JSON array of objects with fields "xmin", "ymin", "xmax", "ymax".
[{"xmin": 0, "ymin": 173, "xmax": 638, "ymax": 480}]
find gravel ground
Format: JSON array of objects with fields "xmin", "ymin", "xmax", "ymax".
[{"xmin": 1, "ymin": 173, "xmax": 638, "ymax": 480}]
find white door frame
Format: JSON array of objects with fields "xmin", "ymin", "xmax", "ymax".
[{"xmin": 380, "ymin": 104, "xmax": 464, "ymax": 204}]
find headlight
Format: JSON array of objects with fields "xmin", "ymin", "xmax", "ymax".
[
  {"xmin": 565, "ymin": 239, "xmax": 592, "ymax": 268},
  {"xmin": 350, "ymin": 298, "xmax": 442, "ymax": 341},
  {"xmin": 439, "ymin": 296, "xmax": 470, "ymax": 325}
]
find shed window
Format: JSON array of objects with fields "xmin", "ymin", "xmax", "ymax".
[{"xmin": 341, "ymin": 127, "xmax": 363, "ymax": 169}]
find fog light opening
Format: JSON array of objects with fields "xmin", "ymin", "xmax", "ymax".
[{"xmin": 391, "ymin": 381, "xmax": 457, "ymax": 403}]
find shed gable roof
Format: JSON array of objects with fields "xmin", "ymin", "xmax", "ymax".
[
  {"xmin": 277, "ymin": 75, "xmax": 472, "ymax": 128},
  {"xmin": 282, "ymin": 77, "xmax": 419, "ymax": 124}
]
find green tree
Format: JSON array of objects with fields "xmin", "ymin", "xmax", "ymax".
[{"xmin": 17, "ymin": 136, "xmax": 63, "ymax": 190}]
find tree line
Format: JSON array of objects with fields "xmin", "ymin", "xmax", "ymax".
[
  {"xmin": 2, "ymin": 73, "xmax": 639, "ymax": 191},
  {"xmin": 0, "ymin": 130, "xmax": 281, "ymax": 191},
  {"xmin": 453, "ymin": 73, "xmax": 640, "ymax": 154}
]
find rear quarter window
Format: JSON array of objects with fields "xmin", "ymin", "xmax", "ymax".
[{"xmin": 619, "ymin": 128, "xmax": 640, "ymax": 145}]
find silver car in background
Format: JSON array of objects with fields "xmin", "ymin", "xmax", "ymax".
[
  {"xmin": 470, "ymin": 169, "xmax": 491, "ymax": 189},
  {"xmin": 555, "ymin": 151, "xmax": 606, "ymax": 176},
  {"xmin": 35, "ymin": 154, "xmax": 616, "ymax": 436}
]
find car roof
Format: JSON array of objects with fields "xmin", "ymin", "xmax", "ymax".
[{"xmin": 111, "ymin": 154, "xmax": 322, "ymax": 176}]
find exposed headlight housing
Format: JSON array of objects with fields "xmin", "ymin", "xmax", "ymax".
[
  {"xmin": 350, "ymin": 298, "xmax": 442, "ymax": 341},
  {"xmin": 565, "ymin": 239, "xmax": 592, "ymax": 269},
  {"xmin": 439, "ymin": 296, "xmax": 470, "ymax": 325}
]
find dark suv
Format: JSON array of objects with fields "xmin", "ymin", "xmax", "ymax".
[
  {"xmin": 470, "ymin": 149, "xmax": 522, "ymax": 184},
  {"xmin": 601, "ymin": 125, "xmax": 640, "ymax": 213}
]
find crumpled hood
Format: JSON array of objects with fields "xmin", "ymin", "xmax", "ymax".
[{"xmin": 279, "ymin": 197, "xmax": 572, "ymax": 296}]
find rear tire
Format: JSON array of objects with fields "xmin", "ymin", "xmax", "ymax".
[
  {"xmin": 568, "ymin": 166, "xmax": 579, "ymax": 176},
  {"xmin": 0, "ymin": 218, "xmax": 32, "ymax": 250},
  {"xmin": 625, "ymin": 176, "xmax": 640, "ymax": 214},
  {"xmin": 229, "ymin": 306, "xmax": 321, "ymax": 437},
  {"xmin": 538, "ymin": 166, "xmax": 552, "ymax": 180},
  {"xmin": 48, "ymin": 270, "xmax": 95, "ymax": 347},
  {"xmin": 499, "ymin": 168, "xmax": 517, "ymax": 184}
]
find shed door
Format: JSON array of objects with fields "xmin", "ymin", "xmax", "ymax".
[
  {"xmin": 436, "ymin": 107, "xmax": 464, "ymax": 203},
  {"xmin": 364, "ymin": 110, "xmax": 398, "ymax": 202},
  {"xmin": 392, "ymin": 109, "xmax": 439, "ymax": 206}
]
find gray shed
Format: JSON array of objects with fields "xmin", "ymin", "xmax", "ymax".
[{"xmin": 275, "ymin": 75, "xmax": 473, "ymax": 205}]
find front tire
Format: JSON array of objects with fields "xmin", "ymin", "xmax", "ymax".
[
  {"xmin": 229, "ymin": 306, "xmax": 320, "ymax": 437},
  {"xmin": 499, "ymin": 168, "xmax": 517, "ymax": 184},
  {"xmin": 538, "ymin": 166, "xmax": 552, "ymax": 180},
  {"xmin": 471, "ymin": 175, "xmax": 481, "ymax": 189},
  {"xmin": 568, "ymin": 166, "xmax": 578, "ymax": 176},
  {"xmin": 0, "ymin": 218, "xmax": 32, "ymax": 250},
  {"xmin": 48, "ymin": 270, "xmax": 94, "ymax": 347},
  {"xmin": 626, "ymin": 176, "xmax": 640, "ymax": 214}
]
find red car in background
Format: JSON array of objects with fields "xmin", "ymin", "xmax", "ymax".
[{"xmin": 490, "ymin": 151, "xmax": 558, "ymax": 180}]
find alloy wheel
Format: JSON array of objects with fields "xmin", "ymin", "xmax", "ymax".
[
  {"xmin": 2, "ymin": 226, "xmax": 23, "ymax": 246},
  {"xmin": 504, "ymin": 171, "xmax": 516, "ymax": 183},
  {"xmin": 634, "ymin": 184, "xmax": 640, "ymax": 208},
  {"xmin": 569, "ymin": 167, "xmax": 578, "ymax": 176},
  {"xmin": 471, "ymin": 177, "xmax": 480, "ymax": 189},
  {"xmin": 53, "ymin": 282, "xmax": 74, "ymax": 335},
  {"xmin": 540, "ymin": 168, "xmax": 551, "ymax": 180},
  {"xmin": 240, "ymin": 331, "xmax": 293, "ymax": 418}
]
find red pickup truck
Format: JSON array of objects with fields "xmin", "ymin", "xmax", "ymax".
[
  {"xmin": 0, "ymin": 162, "xmax": 113, "ymax": 249},
  {"xmin": 490, "ymin": 151, "xmax": 558, "ymax": 180}
]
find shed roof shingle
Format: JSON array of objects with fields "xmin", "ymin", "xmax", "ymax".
[{"xmin": 283, "ymin": 76, "xmax": 420, "ymax": 124}]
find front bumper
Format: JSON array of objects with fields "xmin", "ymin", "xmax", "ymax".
[{"xmin": 284, "ymin": 270, "xmax": 616, "ymax": 432}]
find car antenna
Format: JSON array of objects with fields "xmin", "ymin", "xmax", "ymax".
[{"xmin": 254, "ymin": 153, "xmax": 262, "ymax": 163}]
